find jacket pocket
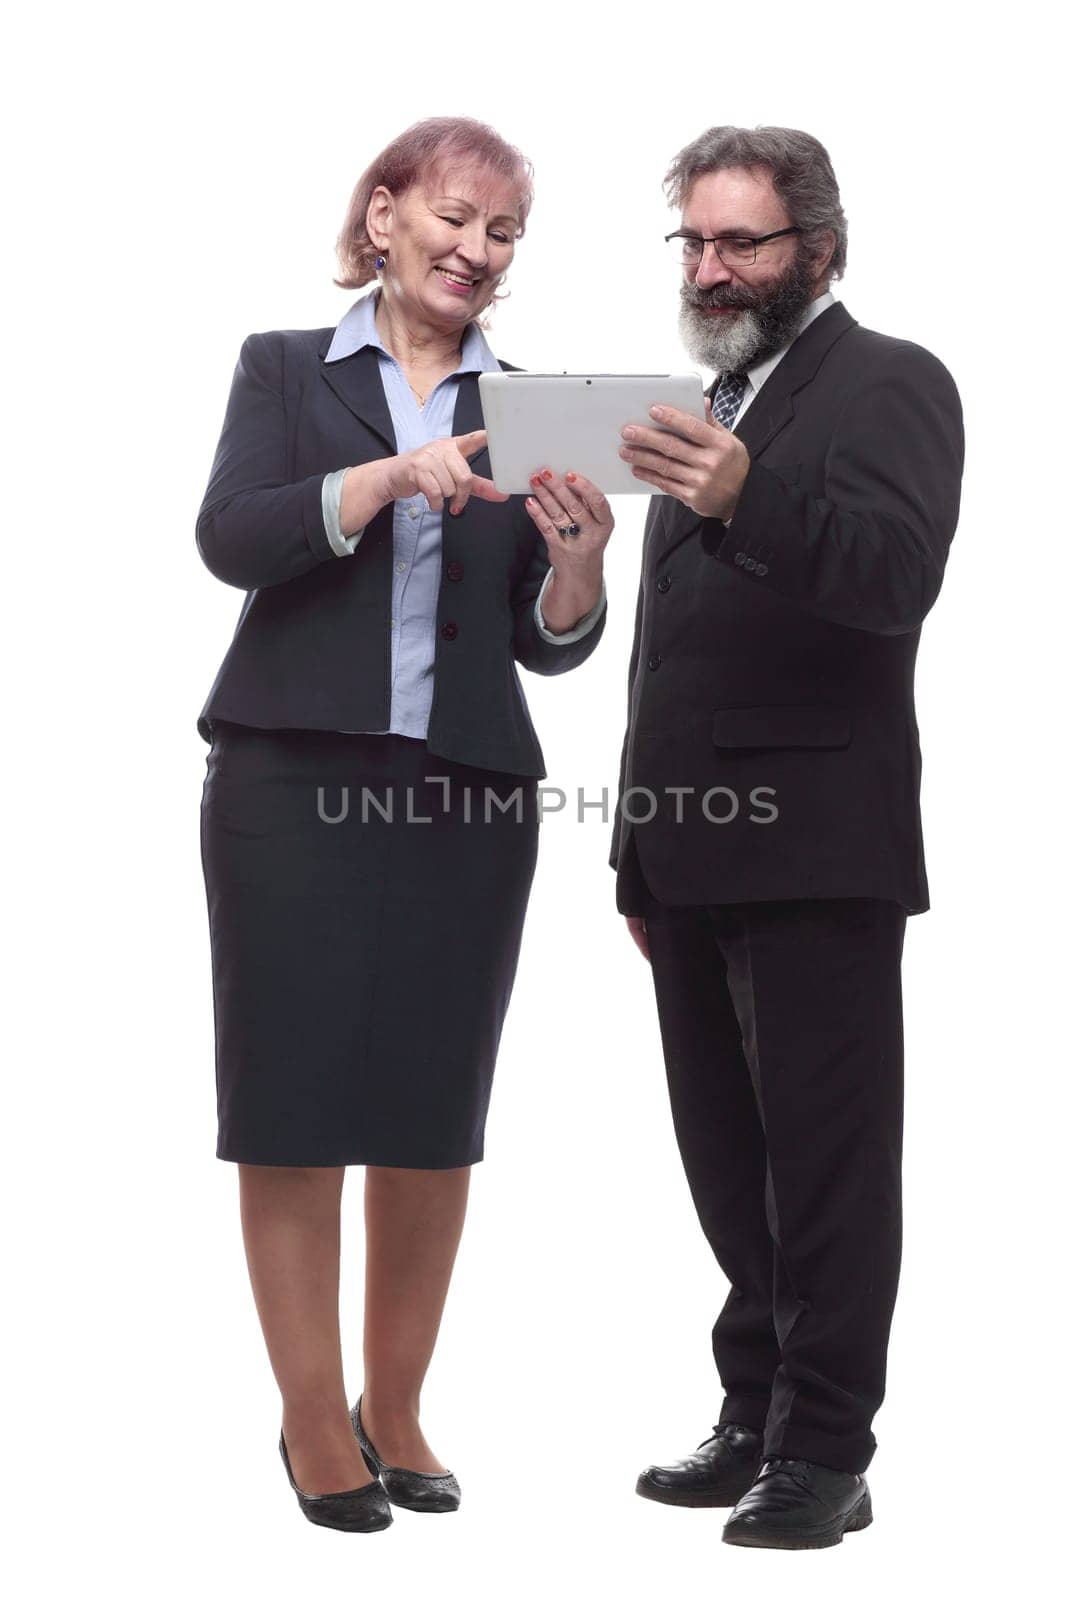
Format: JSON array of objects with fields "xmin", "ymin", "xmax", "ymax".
[{"xmin": 712, "ymin": 705, "xmax": 851, "ymax": 750}]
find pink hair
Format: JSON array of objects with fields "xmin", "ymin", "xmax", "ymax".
[{"xmin": 333, "ymin": 116, "xmax": 534, "ymax": 298}]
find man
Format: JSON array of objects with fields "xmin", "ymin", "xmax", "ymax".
[{"xmin": 610, "ymin": 126, "xmax": 964, "ymax": 1550}]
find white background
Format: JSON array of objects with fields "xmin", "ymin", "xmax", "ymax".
[{"xmin": 8, "ymin": 2, "xmax": 1085, "ymax": 1595}]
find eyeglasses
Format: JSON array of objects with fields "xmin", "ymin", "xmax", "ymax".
[{"xmin": 664, "ymin": 227, "xmax": 802, "ymax": 268}]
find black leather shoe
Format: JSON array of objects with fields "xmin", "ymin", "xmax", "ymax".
[
  {"xmin": 723, "ymin": 1456, "xmax": 873, "ymax": 1549},
  {"xmin": 636, "ymin": 1422, "xmax": 763, "ymax": 1507},
  {"xmin": 278, "ymin": 1430, "xmax": 393, "ymax": 1532},
  {"xmin": 350, "ymin": 1395, "xmax": 461, "ymax": 1513}
]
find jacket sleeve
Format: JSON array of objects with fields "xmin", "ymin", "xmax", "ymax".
[
  {"xmin": 195, "ymin": 332, "xmax": 343, "ymax": 590},
  {"xmin": 509, "ymin": 508, "xmax": 607, "ymax": 674},
  {"xmin": 533, "ymin": 566, "xmax": 607, "ymax": 643},
  {"xmin": 609, "ymin": 571, "xmax": 644, "ymax": 871},
  {"xmin": 709, "ymin": 343, "xmax": 964, "ymax": 635}
]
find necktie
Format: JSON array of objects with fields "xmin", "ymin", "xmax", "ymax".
[{"xmin": 711, "ymin": 372, "xmax": 747, "ymax": 430}]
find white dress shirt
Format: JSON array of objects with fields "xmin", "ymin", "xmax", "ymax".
[{"xmin": 730, "ymin": 289, "xmax": 836, "ymax": 425}]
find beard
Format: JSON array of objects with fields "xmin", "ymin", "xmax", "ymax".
[{"xmin": 677, "ymin": 254, "xmax": 819, "ymax": 375}]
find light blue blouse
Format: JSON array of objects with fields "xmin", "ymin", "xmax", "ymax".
[{"xmin": 320, "ymin": 290, "xmax": 606, "ymax": 738}]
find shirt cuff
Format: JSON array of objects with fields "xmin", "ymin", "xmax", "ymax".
[
  {"xmin": 533, "ymin": 566, "xmax": 607, "ymax": 643},
  {"xmin": 322, "ymin": 468, "xmax": 363, "ymax": 556}
]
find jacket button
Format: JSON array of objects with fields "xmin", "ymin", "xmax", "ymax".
[
  {"xmin": 755, "ymin": 562, "xmax": 768, "ymax": 576},
  {"xmin": 656, "ymin": 574, "xmax": 672, "ymax": 593},
  {"xmin": 744, "ymin": 557, "xmax": 757, "ymax": 571},
  {"xmin": 441, "ymin": 622, "xmax": 458, "ymax": 641},
  {"xmin": 647, "ymin": 653, "xmax": 662, "ymax": 671},
  {"xmin": 734, "ymin": 551, "xmax": 747, "ymax": 566},
  {"xmin": 446, "ymin": 560, "xmax": 464, "ymax": 582}
]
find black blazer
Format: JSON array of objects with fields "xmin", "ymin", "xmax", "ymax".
[
  {"xmin": 610, "ymin": 300, "xmax": 964, "ymax": 915},
  {"xmin": 196, "ymin": 329, "xmax": 605, "ymax": 778}
]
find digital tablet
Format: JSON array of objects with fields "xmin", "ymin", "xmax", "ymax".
[{"xmin": 477, "ymin": 372, "xmax": 707, "ymax": 494}]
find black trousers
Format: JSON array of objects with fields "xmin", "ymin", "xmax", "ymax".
[{"xmin": 643, "ymin": 891, "xmax": 908, "ymax": 1474}]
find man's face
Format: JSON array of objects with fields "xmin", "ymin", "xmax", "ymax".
[{"xmin": 676, "ymin": 165, "xmax": 822, "ymax": 373}]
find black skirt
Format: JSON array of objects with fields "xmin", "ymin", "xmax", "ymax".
[{"xmin": 199, "ymin": 722, "xmax": 539, "ymax": 1167}]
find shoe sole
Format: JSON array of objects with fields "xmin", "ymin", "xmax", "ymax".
[
  {"xmin": 636, "ymin": 1472, "xmax": 759, "ymax": 1509},
  {"xmin": 385, "ymin": 1495, "xmax": 460, "ymax": 1513},
  {"xmin": 722, "ymin": 1488, "xmax": 873, "ymax": 1549},
  {"xmin": 299, "ymin": 1505, "xmax": 393, "ymax": 1532}
]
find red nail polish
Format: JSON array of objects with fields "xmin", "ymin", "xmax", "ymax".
[
  {"xmin": 541, "ymin": 469, "xmax": 553, "ymax": 481},
  {"xmin": 530, "ymin": 474, "xmax": 540, "ymax": 486},
  {"xmin": 565, "ymin": 471, "xmax": 577, "ymax": 483}
]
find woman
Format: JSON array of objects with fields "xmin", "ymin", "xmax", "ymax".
[{"xmin": 196, "ymin": 117, "xmax": 613, "ymax": 1533}]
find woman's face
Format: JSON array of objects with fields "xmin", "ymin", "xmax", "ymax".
[{"xmin": 367, "ymin": 167, "xmax": 521, "ymax": 332}]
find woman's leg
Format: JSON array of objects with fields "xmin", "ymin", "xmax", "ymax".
[
  {"xmin": 360, "ymin": 1165, "xmax": 472, "ymax": 1471},
  {"xmin": 238, "ymin": 1164, "xmax": 376, "ymax": 1494}
]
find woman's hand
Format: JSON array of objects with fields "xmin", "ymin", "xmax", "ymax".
[
  {"xmin": 524, "ymin": 469, "xmax": 614, "ymax": 634},
  {"xmin": 382, "ymin": 430, "xmax": 511, "ymax": 515}
]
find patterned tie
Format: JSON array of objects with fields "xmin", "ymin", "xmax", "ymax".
[{"xmin": 711, "ymin": 372, "xmax": 747, "ymax": 430}]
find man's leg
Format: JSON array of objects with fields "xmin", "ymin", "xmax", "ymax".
[
  {"xmin": 643, "ymin": 899, "xmax": 779, "ymax": 1429},
  {"xmin": 712, "ymin": 896, "xmax": 907, "ymax": 1474}
]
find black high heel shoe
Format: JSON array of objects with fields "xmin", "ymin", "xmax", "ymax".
[
  {"xmin": 278, "ymin": 1429, "xmax": 393, "ymax": 1532},
  {"xmin": 350, "ymin": 1395, "xmax": 461, "ymax": 1513}
]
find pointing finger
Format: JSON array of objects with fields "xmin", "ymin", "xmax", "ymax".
[
  {"xmin": 449, "ymin": 474, "xmax": 509, "ymax": 515},
  {"xmin": 455, "ymin": 429, "xmax": 489, "ymax": 457},
  {"xmin": 469, "ymin": 474, "xmax": 509, "ymax": 503}
]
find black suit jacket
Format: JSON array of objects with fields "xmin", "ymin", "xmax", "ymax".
[
  {"xmin": 196, "ymin": 329, "xmax": 605, "ymax": 778},
  {"xmin": 610, "ymin": 301, "xmax": 964, "ymax": 915}
]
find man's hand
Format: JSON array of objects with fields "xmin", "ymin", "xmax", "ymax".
[
  {"xmin": 625, "ymin": 914, "xmax": 651, "ymax": 962},
  {"xmin": 619, "ymin": 399, "xmax": 751, "ymax": 520}
]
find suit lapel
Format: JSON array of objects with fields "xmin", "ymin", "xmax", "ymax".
[
  {"xmin": 318, "ymin": 337, "xmax": 397, "ymax": 453},
  {"xmin": 451, "ymin": 372, "xmax": 489, "ymax": 467},
  {"xmin": 452, "ymin": 357, "xmax": 521, "ymax": 469},
  {"xmin": 657, "ymin": 301, "xmax": 857, "ymax": 563},
  {"xmin": 318, "ymin": 331, "xmax": 495, "ymax": 473}
]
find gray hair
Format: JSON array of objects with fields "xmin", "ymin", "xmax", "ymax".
[{"xmin": 663, "ymin": 126, "xmax": 847, "ymax": 279}]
